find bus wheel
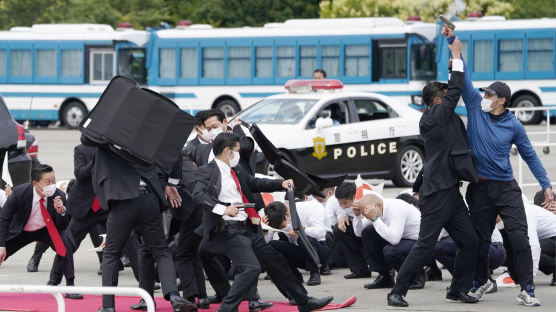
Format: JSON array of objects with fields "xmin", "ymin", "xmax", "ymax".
[
  {"xmin": 215, "ymin": 99, "xmax": 240, "ymax": 119},
  {"xmin": 392, "ymin": 145, "xmax": 424, "ymax": 187},
  {"xmin": 62, "ymin": 101, "xmax": 87, "ymax": 129},
  {"xmin": 512, "ymin": 94, "xmax": 542, "ymax": 125}
]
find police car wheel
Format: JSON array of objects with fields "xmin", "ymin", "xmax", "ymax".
[{"xmin": 392, "ymin": 145, "xmax": 424, "ymax": 187}]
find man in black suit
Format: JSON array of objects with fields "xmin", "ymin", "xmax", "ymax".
[
  {"xmin": 48, "ymin": 144, "xmax": 141, "ymax": 289},
  {"xmin": 0, "ymin": 164, "xmax": 78, "ymax": 295},
  {"xmin": 192, "ymin": 132, "xmax": 333, "ymax": 312},
  {"xmin": 388, "ymin": 38, "xmax": 479, "ymax": 307},
  {"xmin": 82, "ymin": 136, "xmax": 196, "ymax": 312}
]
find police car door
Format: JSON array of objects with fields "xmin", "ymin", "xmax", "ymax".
[
  {"xmin": 304, "ymin": 99, "xmax": 361, "ymax": 176},
  {"xmin": 348, "ymin": 98, "xmax": 401, "ymax": 175}
]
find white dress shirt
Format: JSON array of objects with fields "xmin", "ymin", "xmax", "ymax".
[
  {"xmin": 524, "ymin": 203, "xmax": 556, "ymax": 276},
  {"xmin": 211, "ymin": 159, "xmax": 248, "ymax": 221},
  {"xmin": 24, "ymin": 188, "xmax": 47, "ymax": 232},
  {"xmin": 264, "ymin": 198, "xmax": 327, "ymax": 243},
  {"xmin": 323, "ymin": 195, "xmax": 338, "ymax": 232},
  {"xmin": 0, "ymin": 189, "xmax": 6, "ymax": 208},
  {"xmin": 353, "ymin": 199, "xmax": 421, "ymax": 245},
  {"xmin": 328, "ymin": 196, "xmax": 356, "ymax": 221}
]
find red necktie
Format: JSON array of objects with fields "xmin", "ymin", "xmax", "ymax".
[
  {"xmin": 39, "ymin": 198, "xmax": 67, "ymax": 257},
  {"xmin": 230, "ymin": 169, "xmax": 260, "ymax": 225},
  {"xmin": 91, "ymin": 196, "xmax": 101, "ymax": 213}
]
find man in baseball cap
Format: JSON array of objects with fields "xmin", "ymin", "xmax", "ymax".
[{"xmin": 479, "ymin": 81, "xmax": 512, "ymax": 112}]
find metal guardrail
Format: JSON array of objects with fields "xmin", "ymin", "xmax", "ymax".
[{"xmin": 0, "ymin": 285, "xmax": 155, "ymax": 312}]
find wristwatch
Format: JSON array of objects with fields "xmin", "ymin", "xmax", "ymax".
[{"xmin": 371, "ymin": 215, "xmax": 379, "ymax": 222}]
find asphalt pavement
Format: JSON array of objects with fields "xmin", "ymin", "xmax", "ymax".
[{"xmin": 1, "ymin": 124, "xmax": 556, "ymax": 311}]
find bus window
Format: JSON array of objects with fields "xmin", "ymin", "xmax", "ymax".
[
  {"xmin": 90, "ymin": 49, "xmax": 115, "ymax": 83},
  {"xmin": 277, "ymin": 46, "xmax": 295, "ymax": 77},
  {"xmin": 461, "ymin": 40, "xmax": 469, "ymax": 62},
  {"xmin": 345, "ymin": 45, "xmax": 369, "ymax": 77},
  {"xmin": 228, "ymin": 47, "xmax": 250, "ymax": 78},
  {"xmin": 36, "ymin": 49, "xmax": 56, "ymax": 77},
  {"xmin": 299, "ymin": 46, "xmax": 317, "ymax": 77},
  {"xmin": 410, "ymin": 43, "xmax": 435, "ymax": 81},
  {"xmin": 203, "ymin": 47, "xmax": 224, "ymax": 78},
  {"xmin": 322, "ymin": 45, "xmax": 339, "ymax": 76},
  {"xmin": 499, "ymin": 39, "xmax": 523, "ymax": 72},
  {"xmin": 527, "ymin": 38, "xmax": 553, "ymax": 72},
  {"xmin": 180, "ymin": 48, "xmax": 197, "ymax": 78},
  {"xmin": 11, "ymin": 50, "xmax": 31, "ymax": 76},
  {"xmin": 0, "ymin": 50, "xmax": 7, "ymax": 76},
  {"xmin": 375, "ymin": 40, "xmax": 406, "ymax": 80},
  {"xmin": 255, "ymin": 46, "xmax": 272, "ymax": 78},
  {"xmin": 159, "ymin": 48, "xmax": 176, "ymax": 79},
  {"xmin": 473, "ymin": 40, "xmax": 493, "ymax": 72},
  {"xmin": 118, "ymin": 48, "xmax": 146, "ymax": 84},
  {"xmin": 61, "ymin": 50, "xmax": 82, "ymax": 77}
]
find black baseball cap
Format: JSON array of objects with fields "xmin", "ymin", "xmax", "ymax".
[{"xmin": 480, "ymin": 81, "xmax": 511, "ymax": 106}]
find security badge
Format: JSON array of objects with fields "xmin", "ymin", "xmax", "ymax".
[{"xmin": 312, "ymin": 136, "xmax": 327, "ymax": 160}]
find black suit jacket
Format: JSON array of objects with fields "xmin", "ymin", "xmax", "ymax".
[
  {"xmin": 192, "ymin": 160, "xmax": 284, "ymax": 238},
  {"xmin": 0, "ymin": 183, "xmax": 68, "ymax": 247},
  {"xmin": 419, "ymin": 71, "xmax": 479, "ymax": 197},
  {"xmin": 81, "ymin": 135, "xmax": 168, "ymax": 210},
  {"xmin": 67, "ymin": 144, "xmax": 99, "ymax": 220}
]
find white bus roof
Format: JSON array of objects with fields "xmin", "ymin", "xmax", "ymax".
[
  {"xmin": 453, "ymin": 18, "xmax": 556, "ymax": 31},
  {"xmin": 156, "ymin": 17, "xmax": 438, "ymax": 41},
  {"xmin": 0, "ymin": 24, "xmax": 150, "ymax": 47}
]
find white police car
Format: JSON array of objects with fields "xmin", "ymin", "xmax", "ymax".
[{"xmin": 238, "ymin": 80, "xmax": 424, "ymax": 187}]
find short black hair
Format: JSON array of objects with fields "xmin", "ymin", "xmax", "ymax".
[
  {"xmin": 212, "ymin": 132, "xmax": 240, "ymax": 156},
  {"xmin": 422, "ymin": 82, "xmax": 448, "ymax": 107},
  {"xmin": 313, "ymin": 69, "xmax": 327, "ymax": 78},
  {"xmin": 66, "ymin": 178, "xmax": 76, "ymax": 194},
  {"xmin": 534, "ymin": 190, "xmax": 555, "ymax": 206},
  {"xmin": 335, "ymin": 182, "xmax": 356, "ymax": 200},
  {"xmin": 396, "ymin": 193, "xmax": 419, "ymax": 208},
  {"xmin": 194, "ymin": 110, "xmax": 208, "ymax": 126},
  {"xmin": 264, "ymin": 201, "xmax": 287, "ymax": 229},
  {"xmin": 202, "ymin": 109, "xmax": 225, "ymax": 125},
  {"xmin": 31, "ymin": 164, "xmax": 54, "ymax": 182}
]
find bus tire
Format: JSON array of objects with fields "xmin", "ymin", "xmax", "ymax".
[
  {"xmin": 61, "ymin": 101, "xmax": 87, "ymax": 129},
  {"xmin": 512, "ymin": 94, "xmax": 542, "ymax": 125},
  {"xmin": 391, "ymin": 144, "xmax": 424, "ymax": 187},
  {"xmin": 215, "ymin": 98, "xmax": 240, "ymax": 118}
]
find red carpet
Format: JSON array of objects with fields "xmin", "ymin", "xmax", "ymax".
[{"xmin": 0, "ymin": 293, "xmax": 356, "ymax": 311}]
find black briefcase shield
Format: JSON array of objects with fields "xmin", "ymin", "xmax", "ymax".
[{"xmin": 79, "ymin": 76, "xmax": 194, "ymax": 173}]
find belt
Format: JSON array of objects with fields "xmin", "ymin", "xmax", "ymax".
[
  {"xmin": 478, "ymin": 176, "xmax": 488, "ymax": 182},
  {"xmin": 223, "ymin": 219, "xmax": 248, "ymax": 227}
]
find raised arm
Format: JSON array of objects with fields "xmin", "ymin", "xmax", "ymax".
[{"xmin": 513, "ymin": 122, "xmax": 552, "ymax": 193}]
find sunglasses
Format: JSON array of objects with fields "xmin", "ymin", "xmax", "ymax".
[{"xmin": 483, "ymin": 89, "xmax": 498, "ymax": 96}]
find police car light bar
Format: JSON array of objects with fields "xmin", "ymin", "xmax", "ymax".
[{"xmin": 284, "ymin": 79, "xmax": 344, "ymax": 93}]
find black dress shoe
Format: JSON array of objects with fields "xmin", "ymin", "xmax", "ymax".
[
  {"xmin": 248, "ymin": 298, "xmax": 274, "ymax": 312},
  {"xmin": 307, "ymin": 272, "xmax": 321, "ymax": 286},
  {"xmin": 65, "ymin": 293, "xmax": 84, "ymax": 299},
  {"xmin": 426, "ymin": 266, "xmax": 442, "ymax": 281},
  {"xmin": 344, "ymin": 271, "xmax": 371, "ymax": 279},
  {"xmin": 97, "ymin": 307, "xmax": 116, "ymax": 312},
  {"xmin": 387, "ymin": 292, "xmax": 408, "ymax": 307},
  {"xmin": 97, "ymin": 264, "xmax": 103, "ymax": 276},
  {"xmin": 364, "ymin": 271, "xmax": 395, "ymax": 289},
  {"xmin": 170, "ymin": 295, "xmax": 198, "ymax": 312},
  {"xmin": 289, "ymin": 298, "xmax": 296, "ymax": 305},
  {"xmin": 153, "ymin": 283, "xmax": 161, "ymax": 290},
  {"xmin": 446, "ymin": 291, "xmax": 479, "ymax": 303},
  {"xmin": 551, "ymin": 272, "xmax": 556, "ymax": 286},
  {"xmin": 408, "ymin": 269, "xmax": 427, "ymax": 290},
  {"xmin": 27, "ymin": 255, "xmax": 40, "ymax": 272},
  {"xmin": 320, "ymin": 265, "xmax": 331, "ymax": 276},
  {"xmin": 198, "ymin": 295, "xmax": 222, "ymax": 308},
  {"xmin": 298, "ymin": 296, "xmax": 334, "ymax": 312},
  {"xmin": 131, "ymin": 298, "xmax": 155, "ymax": 311}
]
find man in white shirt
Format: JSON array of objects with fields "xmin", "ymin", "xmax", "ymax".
[
  {"xmin": 353, "ymin": 194, "xmax": 424, "ymax": 290},
  {"xmin": 265, "ymin": 199, "xmax": 329, "ymax": 286},
  {"xmin": 331, "ymin": 182, "xmax": 371, "ymax": 279},
  {"xmin": 313, "ymin": 187, "xmax": 339, "ymax": 275}
]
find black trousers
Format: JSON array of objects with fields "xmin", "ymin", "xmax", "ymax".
[
  {"xmin": 392, "ymin": 185, "xmax": 478, "ymax": 295},
  {"xmin": 175, "ymin": 207, "xmax": 207, "ymax": 299},
  {"xmin": 102, "ymin": 190, "xmax": 178, "ymax": 308},
  {"xmin": 325, "ymin": 231, "xmax": 347, "ymax": 268},
  {"xmin": 5, "ymin": 228, "xmax": 75, "ymax": 283},
  {"xmin": 361, "ymin": 225, "xmax": 416, "ymax": 273},
  {"xmin": 435, "ymin": 237, "xmax": 506, "ymax": 276},
  {"xmin": 32, "ymin": 223, "xmax": 103, "ymax": 261},
  {"xmin": 332, "ymin": 222, "xmax": 368, "ymax": 273},
  {"xmin": 539, "ymin": 237, "xmax": 556, "ymax": 275},
  {"xmin": 211, "ymin": 224, "xmax": 309, "ymax": 312},
  {"xmin": 269, "ymin": 236, "xmax": 330, "ymax": 274},
  {"xmin": 467, "ymin": 180, "xmax": 533, "ymax": 289}
]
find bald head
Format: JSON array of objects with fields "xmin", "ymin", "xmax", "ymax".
[{"xmin": 360, "ymin": 194, "xmax": 383, "ymax": 208}]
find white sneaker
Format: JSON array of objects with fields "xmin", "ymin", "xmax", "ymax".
[
  {"xmin": 517, "ymin": 290, "xmax": 541, "ymax": 306},
  {"xmin": 468, "ymin": 280, "xmax": 492, "ymax": 301}
]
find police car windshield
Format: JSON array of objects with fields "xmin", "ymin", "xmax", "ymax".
[{"xmin": 240, "ymin": 98, "xmax": 318, "ymax": 125}]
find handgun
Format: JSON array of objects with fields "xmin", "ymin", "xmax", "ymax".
[{"xmin": 440, "ymin": 15, "xmax": 456, "ymax": 30}]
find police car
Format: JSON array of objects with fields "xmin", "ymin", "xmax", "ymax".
[{"xmin": 238, "ymin": 80, "xmax": 425, "ymax": 187}]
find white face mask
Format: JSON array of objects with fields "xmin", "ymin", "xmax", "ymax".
[
  {"xmin": 228, "ymin": 151, "xmax": 240, "ymax": 167},
  {"xmin": 481, "ymin": 98, "xmax": 493, "ymax": 113},
  {"xmin": 198, "ymin": 129, "xmax": 211, "ymax": 142},
  {"xmin": 41, "ymin": 184, "xmax": 56, "ymax": 197},
  {"xmin": 206, "ymin": 127, "xmax": 223, "ymax": 142}
]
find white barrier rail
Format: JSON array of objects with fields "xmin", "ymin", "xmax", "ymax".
[
  {"xmin": 509, "ymin": 106, "xmax": 555, "ymax": 143},
  {"xmin": 0, "ymin": 285, "xmax": 155, "ymax": 312}
]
